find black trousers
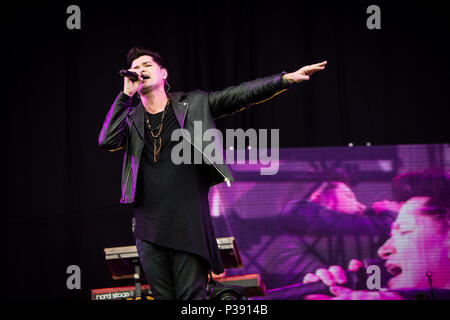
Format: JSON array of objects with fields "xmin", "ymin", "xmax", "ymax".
[{"xmin": 136, "ymin": 239, "xmax": 209, "ymax": 300}]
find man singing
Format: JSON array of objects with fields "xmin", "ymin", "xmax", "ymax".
[{"xmin": 98, "ymin": 47, "xmax": 326, "ymax": 300}]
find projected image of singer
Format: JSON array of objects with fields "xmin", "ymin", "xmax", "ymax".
[
  {"xmin": 98, "ymin": 47, "xmax": 327, "ymax": 300},
  {"xmin": 270, "ymin": 172, "xmax": 398, "ymax": 289},
  {"xmin": 301, "ymin": 170, "xmax": 450, "ymax": 300}
]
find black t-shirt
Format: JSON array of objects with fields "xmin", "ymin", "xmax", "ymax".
[{"xmin": 133, "ymin": 101, "xmax": 224, "ymax": 274}]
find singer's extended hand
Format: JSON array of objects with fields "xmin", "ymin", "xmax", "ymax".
[
  {"xmin": 282, "ymin": 61, "xmax": 327, "ymax": 84},
  {"xmin": 302, "ymin": 259, "xmax": 403, "ymax": 300}
]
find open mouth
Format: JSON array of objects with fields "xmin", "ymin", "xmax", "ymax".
[{"xmin": 386, "ymin": 264, "xmax": 402, "ymax": 277}]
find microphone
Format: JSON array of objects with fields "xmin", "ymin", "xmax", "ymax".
[
  {"xmin": 252, "ymin": 268, "xmax": 367, "ymax": 300},
  {"xmin": 425, "ymin": 272, "xmax": 435, "ymax": 300},
  {"xmin": 119, "ymin": 70, "xmax": 150, "ymax": 81}
]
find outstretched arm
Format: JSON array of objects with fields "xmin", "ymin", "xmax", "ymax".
[
  {"xmin": 208, "ymin": 60, "xmax": 327, "ymax": 119},
  {"xmin": 282, "ymin": 61, "xmax": 327, "ymax": 84}
]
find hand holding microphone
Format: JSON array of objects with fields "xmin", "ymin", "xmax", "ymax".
[
  {"xmin": 119, "ymin": 70, "xmax": 150, "ymax": 81},
  {"xmin": 301, "ymin": 259, "xmax": 372, "ymax": 300},
  {"xmin": 251, "ymin": 260, "xmax": 367, "ymax": 300},
  {"xmin": 119, "ymin": 69, "xmax": 149, "ymax": 97}
]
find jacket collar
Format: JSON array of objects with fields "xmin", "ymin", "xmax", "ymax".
[
  {"xmin": 169, "ymin": 92, "xmax": 189, "ymax": 129},
  {"xmin": 130, "ymin": 92, "xmax": 188, "ymax": 140}
]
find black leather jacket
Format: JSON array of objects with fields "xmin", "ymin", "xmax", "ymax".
[{"xmin": 98, "ymin": 72, "xmax": 291, "ymax": 203}]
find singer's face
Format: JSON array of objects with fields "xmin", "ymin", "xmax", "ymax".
[
  {"xmin": 321, "ymin": 183, "xmax": 366, "ymax": 215},
  {"xmin": 130, "ymin": 55, "xmax": 167, "ymax": 92},
  {"xmin": 378, "ymin": 197, "xmax": 450, "ymax": 289}
]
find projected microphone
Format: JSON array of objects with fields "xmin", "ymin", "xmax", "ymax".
[
  {"xmin": 252, "ymin": 268, "xmax": 367, "ymax": 300},
  {"xmin": 119, "ymin": 70, "xmax": 150, "ymax": 81}
]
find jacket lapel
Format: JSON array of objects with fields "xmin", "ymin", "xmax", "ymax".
[
  {"xmin": 169, "ymin": 92, "xmax": 188, "ymax": 129},
  {"xmin": 130, "ymin": 103, "xmax": 145, "ymax": 140}
]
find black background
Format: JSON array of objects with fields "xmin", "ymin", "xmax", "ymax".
[{"xmin": 4, "ymin": 0, "xmax": 449, "ymax": 301}]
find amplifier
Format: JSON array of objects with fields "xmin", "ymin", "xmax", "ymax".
[{"xmin": 215, "ymin": 273, "xmax": 265, "ymax": 297}]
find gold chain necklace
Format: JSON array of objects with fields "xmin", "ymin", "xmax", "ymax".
[{"xmin": 144, "ymin": 100, "xmax": 169, "ymax": 163}]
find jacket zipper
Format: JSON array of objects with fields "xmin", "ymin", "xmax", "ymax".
[
  {"xmin": 122, "ymin": 164, "xmax": 132, "ymax": 201},
  {"xmin": 122, "ymin": 134, "xmax": 145, "ymax": 202},
  {"xmin": 180, "ymin": 101, "xmax": 231, "ymax": 187}
]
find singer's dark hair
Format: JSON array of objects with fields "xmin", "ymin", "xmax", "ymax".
[
  {"xmin": 392, "ymin": 168, "xmax": 450, "ymax": 202},
  {"xmin": 423, "ymin": 194, "xmax": 450, "ymax": 233},
  {"xmin": 126, "ymin": 47, "xmax": 165, "ymax": 69},
  {"xmin": 392, "ymin": 168, "xmax": 450, "ymax": 232},
  {"xmin": 420, "ymin": 170, "xmax": 450, "ymax": 233},
  {"xmin": 307, "ymin": 169, "xmax": 351, "ymax": 202},
  {"xmin": 315, "ymin": 168, "xmax": 350, "ymax": 187}
]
